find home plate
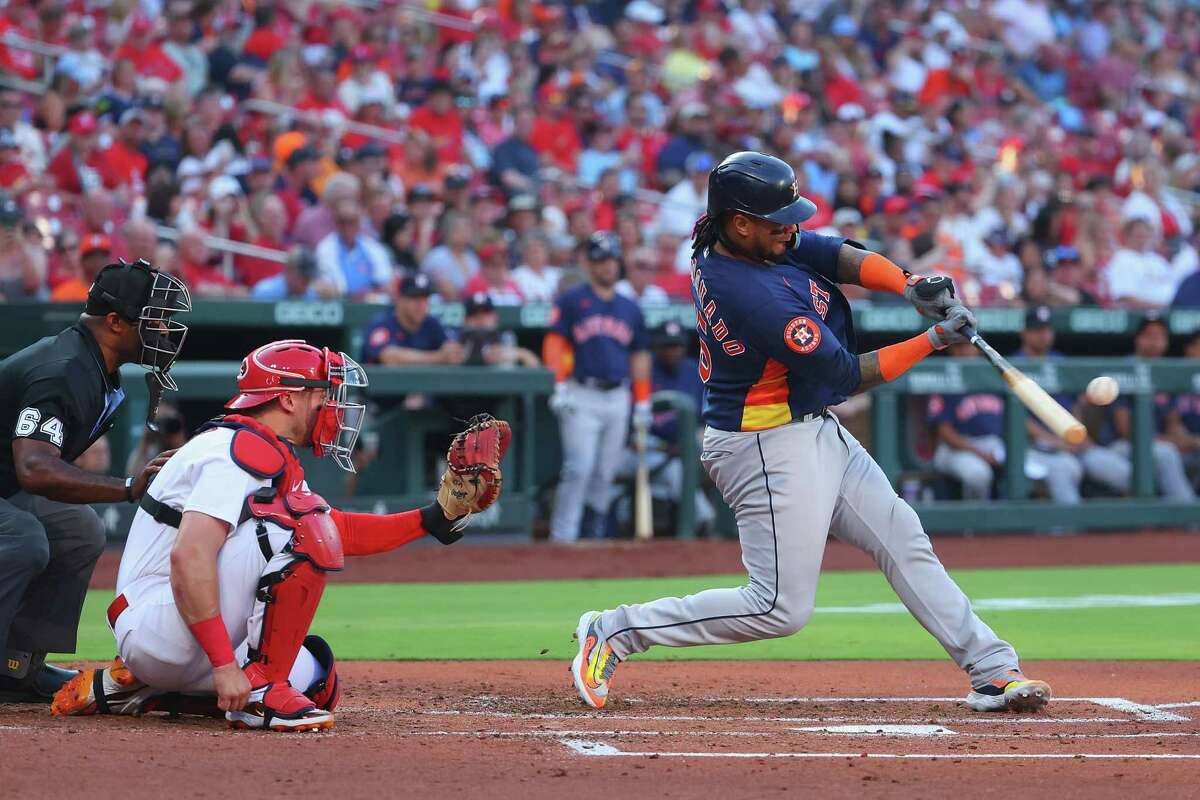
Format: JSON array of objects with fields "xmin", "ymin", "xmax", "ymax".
[{"xmin": 790, "ymin": 725, "xmax": 956, "ymax": 736}]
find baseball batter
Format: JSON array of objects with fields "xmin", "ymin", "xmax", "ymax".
[
  {"xmin": 52, "ymin": 339, "xmax": 509, "ymax": 731},
  {"xmin": 571, "ymin": 152, "xmax": 1051, "ymax": 713}
]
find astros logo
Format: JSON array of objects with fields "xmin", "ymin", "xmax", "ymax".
[{"xmin": 784, "ymin": 316, "xmax": 821, "ymax": 355}]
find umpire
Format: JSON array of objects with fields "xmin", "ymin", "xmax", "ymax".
[{"xmin": 0, "ymin": 259, "xmax": 190, "ymax": 702}]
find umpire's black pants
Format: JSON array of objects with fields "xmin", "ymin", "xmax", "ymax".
[{"xmin": 0, "ymin": 492, "xmax": 106, "ymax": 658}]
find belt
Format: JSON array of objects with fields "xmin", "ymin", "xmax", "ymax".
[
  {"xmin": 797, "ymin": 408, "xmax": 828, "ymax": 423},
  {"xmin": 140, "ymin": 493, "xmax": 183, "ymax": 528},
  {"xmin": 578, "ymin": 377, "xmax": 625, "ymax": 391},
  {"xmin": 107, "ymin": 593, "xmax": 129, "ymax": 628}
]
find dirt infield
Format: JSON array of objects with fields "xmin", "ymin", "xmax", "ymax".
[
  {"xmin": 3, "ymin": 661, "xmax": 1197, "ymax": 799},
  {"xmin": 88, "ymin": 529, "xmax": 1200, "ymax": 587}
]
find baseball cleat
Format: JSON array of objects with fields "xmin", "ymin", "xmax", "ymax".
[
  {"xmin": 571, "ymin": 611, "xmax": 619, "ymax": 709},
  {"xmin": 227, "ymin": 682, "xmax": 334, "ymax": 732},
  {"xmin": 51, "ymin": 657, "xmax": 157, "ymax": 716},
  {"xmin": 966, "ymin": 670, "xmax": 1052, "ymax": 712}
]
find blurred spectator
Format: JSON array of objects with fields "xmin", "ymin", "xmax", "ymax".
[
  {"xmin": 163, "ymin": 1, "xmax": 207, "ymax": 97},
  {"xmin": 1106, "ymin": 217, "xmax": 1181, "ymax": 309},
  {"xmin": 123, "ymin": 219, "xmax": 159, "ymax": 264},
  {"xmin": 125, "ymin": 403, "xmax": 188, "ymax": 477},
  {"xmin": 0, "ymin": 89, "xmax": 45, "ymax": 172},
  {"xmin": 458, "ymin": 293, "xmax": 539, "ymax": 368},
  {"xmin": 0, "ymin": 198, "xmax": 44, "ymax": 301},
  {"xmin": 251, "ymin": 246, "xmax": 336, "ymax": 301},
  {"xmin": 380, "ymin": 211, "xmax": 419, "ymax": 274},
  {"xmin": 46, "ymin": 111, "xmax": 104, "ymax": 196},
  {"xmin": 421, "ymin": 212, "xmax": 479, "ymax": 301},
  {"xmin": 235, "ymin": 194, "xmax": 290, "ymax": 286},
  {"xmin": 1101, "ymin": 316, "xmax": 1195, "ymax": 500},
  {"xmin": 360, "ymin": 273, "xmax": 464, "ymax": 367},
  {"xmin": 409, "ymin": 80, "xmax": 463, "ymax": 164},
  {"xmin": 656, "ymin": 102, "xmax": 711, "ymax": 186},
  {"xmin": 929, "ymin": 341, "xmax": 1079, "ymax": 502},
  {"xmin": 294, "ymin": 171, "xmax": 361, "ymax": 251},
  {"xmin": 0, "ymin": 127, "xmax": 30, "ymax": 196},
  {"xmin": 51, "ymin": 234, "xmax": 111, "ymax": 303},
  {"xmin": 616, "ymin": 246, "xmax": 670, "ymax": 305},
  {"xmin": 491, "ymin": 106, "xmax": 540, "ymax": 195},
  {"xmin": 314, "ymin": 198, "xmax": 392, "ymax": 300},
  {"xmin": 512, "ymin": 232, "xmax": 561, "ymax": 302},
  {"xmin": 338, "ymin": 45, "xmax": 395, "ymax": 117},
  {"xmin": 463, "ymin": 241, "xmax": 524, "ymax": 306},
  {"xmin": 177, "ymin": 226, "xmax": 244, "ymax": 297},
  {"xmin": 655, "ymin": 151, "xmax": 712, "ymax": 239}
]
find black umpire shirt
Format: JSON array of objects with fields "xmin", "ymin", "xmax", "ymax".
[{"xmin": 0, "ymin": 323, "xmax": 124, "ymax": 498}]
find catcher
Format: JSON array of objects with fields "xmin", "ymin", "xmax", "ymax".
[{"xmin": 52, "ymin": 339, "xmax": 509, "ymax": 731}]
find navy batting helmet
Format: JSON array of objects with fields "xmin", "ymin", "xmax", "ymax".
[{"xmin": 706, "ymin": 151, "xmax": 817, "ymax": 225}]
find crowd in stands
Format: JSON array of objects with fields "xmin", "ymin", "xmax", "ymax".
[{"xmin": 0, "ymin": 0, "xmax": 1198, "ymax": 316}]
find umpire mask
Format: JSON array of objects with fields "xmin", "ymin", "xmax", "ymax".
[{"xmin": 86, "ymin": 259, "xmax": 192, "ymax": 390}]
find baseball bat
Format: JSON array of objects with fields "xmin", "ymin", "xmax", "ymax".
[
  {"xmin": 633, "ymin": 423, "xmax": 653, "ymax": 540},
  {"xmin": 962, "ymin": 324, "xmax": 1087, "ymax": 446}
]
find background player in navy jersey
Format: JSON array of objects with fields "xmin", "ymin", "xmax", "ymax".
[
  {"xmin": 928, "ymin": 340, "xmax": 1081, "ymax": 503},
  {"xmin": 360, "ymin": 273, "xmax": 465, "ymax": 367},
  {"xmin": 1168, "ymin": 333, "xmax": 1200, "ymax": 489},
  {"xmin": 543, "ymin": 233, "xmax": 651, "ymax": 543},
  {"xmin": 615, "ymin": 321, "xmax": 716, "ymax": 535},
  {"xmin": 571, "ymin": 151, "xmax": 1051, "ymax": 714}
]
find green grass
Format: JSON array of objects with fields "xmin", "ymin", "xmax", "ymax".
[{"xmin": 58, "ymin": 564, "xmax": 1200, "ymax": 662}]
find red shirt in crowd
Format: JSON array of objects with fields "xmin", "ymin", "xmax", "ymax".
[
  {"xmin": 102, "ymin": 142, "xmax": 148, "ymax": 191},
  {"xmin": 243, "ymin": 27, "xmax": 285, "ymax": 62},
  {"xmin": 0, "ymin": 161, "xmax": 28, "ymax": 191},
  {"xmin": 530, "ymin": 115, "xmax": 581, "ymax": 173},
  {"xmin": 408, "ymin": 106, "xmax": 464, "ymax": 164},
  {"xmin": 45, "ymin": 146, "xmax": 111, "ymax": 194},
  {"xmin": 235, "ymin": 235, "xmax": 288, "ymax": 286},
  {"xmin": 183, "ymin": 260, "xmax": 240, "ymax": 294},
  {"xmin": 0, "ymin": 18, "xmax": 38, "ymax": 80},
  {"xmin": 113, "ymin": 41, "xmax": 184, "ymax": 84}
]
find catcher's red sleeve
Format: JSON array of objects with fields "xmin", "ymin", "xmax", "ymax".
[{"xmin": 331, "ymin": 508, "xmax": 426, "ymax": 556}]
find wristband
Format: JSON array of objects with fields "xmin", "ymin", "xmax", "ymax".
[
  {"xmin": 188, "ymin": 615, "xmax": 236, "ymax": 669},
  {"xmin": 124, "ymin": 476, "xmax": 135, "ymax": 503},
  {"xmin": 632, "ymin": 377, "xmax": 651, "ymax": 404}
]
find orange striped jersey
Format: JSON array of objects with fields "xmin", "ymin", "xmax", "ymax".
[{"xmin": 691, "ymin": 231, "xmax": 859, "ymax": 432}]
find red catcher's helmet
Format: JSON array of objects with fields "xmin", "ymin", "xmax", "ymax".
[{"xmin": 226, "ymin": 339, "xmax": 368, "ymax": 471}]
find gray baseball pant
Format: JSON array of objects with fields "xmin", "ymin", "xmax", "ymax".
[
  {"xmin": 550, "ymin": 383, "xmax": 631, "ymax": 542},
  {"xmin": 595, "ymin": 413, "xmax": 1019, "ymax": 687}
]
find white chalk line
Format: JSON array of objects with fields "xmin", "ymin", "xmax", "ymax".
[
  {"xmin": 1157, "ymin": 702, "xmax": 1200, "ymax": 709},
  {"xmin": 817, "ymin": 593, "xmax": 1200, "ymax": 613},
  {"xmin": 560, "ymin": 739, "xmax": 1200, "ymax": 760},
  {"xmin": 421, "ymin": 710, "xmax": 1148, "ymax": 725},
  {"xmin": 394, "ymin": 729, "xmax": 1200, "ymax": 741}
]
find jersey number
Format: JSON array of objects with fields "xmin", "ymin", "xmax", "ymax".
[
  {"xmin": 698, "ymin": 339, "xmax": 712, "ymax": 383},
  {"xmin": 15, "ymin": 408, "xmax": 64, "ymax": 447}
]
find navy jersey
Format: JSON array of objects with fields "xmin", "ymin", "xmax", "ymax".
[
  {"xmin": 650, "ymin": 356, "xmax": 703, "ymax": 443},
  {"xmin": 552, "ymin": 283, "xmax": 648, "ymax": 384},
  {"xmin": 1175, "ymin": 394, "xmax": 1200, "ymax": 434},
  {"xmin": 927, "ymin": 393, "xmax": 1005, "ymax": 438},
  {"xmin": 1115, "ymin": 391, "xmax": 1173, "ymax": 435},
  {"xmin": 360, "ymin": 309, "xmax": 449, "ymax": 365},
  {"xmin": 692, "ymin": 230, "xmax": 856, "ymax": 432}
]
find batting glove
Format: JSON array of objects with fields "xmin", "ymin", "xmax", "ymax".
[
  {"xmin": 904, "ymin": 274, "xmax": 957, "ymax": 320},
  {"xmin": 926, "ymin": 305, "xmax": 977, "ymax": 350},
  {"xmin": 548, "ymin": 382, "xmax": 574, "ymax": 416}
]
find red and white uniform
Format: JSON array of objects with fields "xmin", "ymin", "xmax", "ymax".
[{"xmin": 111, "ymin": 427, "xmax": 319, "ymax": 693}]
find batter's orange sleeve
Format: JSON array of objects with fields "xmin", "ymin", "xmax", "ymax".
[
  {"xmin": 332, "ymin": 508, "xmax": 426, "ymax": 556},
  {"xmin": 877, "ymin": 332, "xmax": 935, "ymax": 382},
  {"xmin": 859, "ymin": 253, "xmax": 908, "ymax": 295},
  {"xmin": 542, "ymin": 332, "xmax": 574, "ymax": 382}
]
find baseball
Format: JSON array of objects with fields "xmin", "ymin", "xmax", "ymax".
[{"xmin": 1086, "ymin": 376, "xmax": 1120, "ymax": 406}]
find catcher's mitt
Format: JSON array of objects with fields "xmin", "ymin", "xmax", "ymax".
[{"xmin": 436, "ymin": 414, "xmax": 512, "ymax": 531}]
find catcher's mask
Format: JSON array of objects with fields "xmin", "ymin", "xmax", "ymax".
[
  {"xmin": 226, "ymin": 339, "xmax": 368, "ymax": 472},
  {"xmin": 85, "ymin": 259, "xmax": 192, "ymax": 390}
]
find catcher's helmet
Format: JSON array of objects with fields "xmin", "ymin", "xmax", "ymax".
[
  {"xmin": 706, "ymin": 151, "xmax": 817, "ymax": 225},
  {"xmin": 226, "ymin": 339, "xmax": 368, "ymax": 471}
]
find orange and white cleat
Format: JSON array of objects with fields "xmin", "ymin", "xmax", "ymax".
[
  {"xmin": 571, "ymin": 611, "xmax": 620, "ymax": 709},
  {"xmin": 51, "ymin": 657, "xmax": 157, "ymax": 717},
  {"xmin": 966, "ymin": 670, "xmax": 1052, "ymax": 712}
]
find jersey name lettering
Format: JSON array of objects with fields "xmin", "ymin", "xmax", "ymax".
[{"xmin": 572, "ymin": 315, "xmax": 634, "ymax": 346}]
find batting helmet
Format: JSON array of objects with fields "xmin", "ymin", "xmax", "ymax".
[{"xmin": 706, "ymin": 151, "xmax": 817, "ymax": 225}]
